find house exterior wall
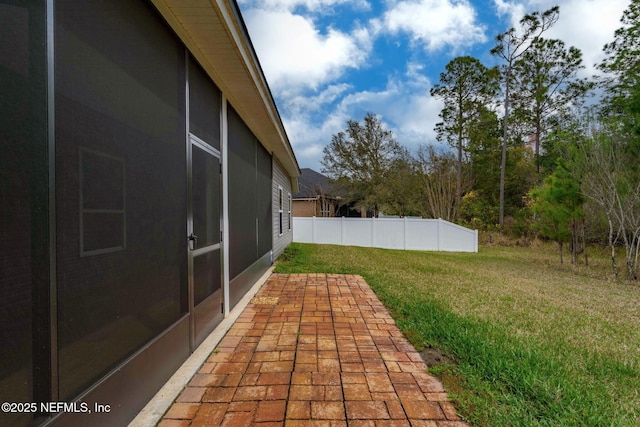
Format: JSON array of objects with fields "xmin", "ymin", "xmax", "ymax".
[
  {"xmin": 273, "ymin": 158, "xmax": 293, "ymax": 259},
  {"xmin": 293, "ymin": 199, "xmax": 318, "ymax": 217},
  {"xmin": 0, "ymin": 1, "xmax": 298, "ymax": 426},
  {"xmin": 293, "ymin": 198, "xmax": 339, "ymax": 217}
]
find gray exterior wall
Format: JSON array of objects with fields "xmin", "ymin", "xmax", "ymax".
[{"xmin": 273, "ymin": 158, "xmax": 293, "ymax": 259}]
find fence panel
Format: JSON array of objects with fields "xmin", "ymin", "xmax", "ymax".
[
  {"xmin": 375, "ymin": 218, "xmax": 405, "ymax": 250},
  {"xmin": 439, "ymin": 220, "xmax": 477, "ymax": 252},
  {"xmin": 314, "ymin": 217, "xmax": 342, "ymax": 244},
  {"xmin": 292, "ymin": 218, "xmax": 314, "ymax": 243},
  {"xmin": 405, "ymin": 219, "xmax": 440, "ymax": 251},
  {"xmin": 292, "ymin": 217, "xmax": 477, "ymax": 252},
  {"xmin": 343, "ymin": 218, "xmax": 373, "ymax": 247}
]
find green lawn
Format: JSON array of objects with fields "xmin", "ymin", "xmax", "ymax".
[{"xmin": 275, "ymin": 242, "xmax": 640, "ymax": 426}]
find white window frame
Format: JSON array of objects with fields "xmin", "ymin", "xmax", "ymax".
[
  {"xmin": 288, "ymin": 193, "xmax": 292, "ymax": 231},
  {"xmin": 278, "ymin": 186, "xmax": 283, "ymax": 236}
]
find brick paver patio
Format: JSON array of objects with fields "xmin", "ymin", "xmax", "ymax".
[{"xmin": 159, "ymin": 273, "xmax": 470, "ymax": 426}]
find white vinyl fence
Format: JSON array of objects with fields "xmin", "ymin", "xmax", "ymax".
[{"xmin": 293, "ymin": 217, "xmax": 478, "ymax": 252}]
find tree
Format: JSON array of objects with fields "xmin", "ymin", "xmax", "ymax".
[
  {"xmin": 416, "ymin": 145, "xmax": 458, "ymax": 221},
  {"xmin": 467, "ymin": 105, "xmax": 502, "ymax": 208},
  {"xmin": 379, "ymin": 150, "xmax": 423, "ymax": 217},
  {"xmin": 589, "ymin": 0, "xmax": 640, "ymax": 280},
  {"xmin": 598, "ymin": 0, "xmax": 640, "ymax": 181},
  {"xmin": 430, "ymin": 56, "xmax": 499, "ymax": 209},
  {"xmin": 574, "ymin": 120, "xmax": 640, "ymax": 280},
  {"xmin": 491, "ymin": 6, "xmax": 560, "ymax": 226},
  {"xmin": 511, "ymin": 37, "xmax": 593, "ymax": 173},
  {"xmin": 538, "ymin": 112, "xmax": 584, "ymax": 173},
  {"xmin": 321, "ymin": 113, "xmax": 406, "ymax": 217},
  {"xmin": 599, "ymin": 0, "xmax": 640, "ymax": 126},
  {"xmin": 459, "ymin": 106, "xmax": 536, "ymax": 231},
  {"xmin": 530, "ymin": 161, "xmax": 584, "ymax": 264}
]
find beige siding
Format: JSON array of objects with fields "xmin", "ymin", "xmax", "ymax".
[
  {"xmin": 273, "ymin": 158, "xmax": 293, "ymax": 259},
  {"xmin": 292, "ymin": 197, "xmax": 338, "ymax": 218},
  {"xmin": 293, "ymin": 199, "xmax": 317, "ymax": 217}
]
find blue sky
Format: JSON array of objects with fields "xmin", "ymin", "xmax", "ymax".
[{"xmin": 237, "ymin": 0, "xmax": 629, "ymax": 171}]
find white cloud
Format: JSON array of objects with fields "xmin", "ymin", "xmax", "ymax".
[
  {"xmin": 285, "ymin": 83, "xmax": 352, "ymax": 115},
  {"xmin": 330, "ymin": 63, "xmax": 442, "ymax": 150},
  {"xmin": 545, "ymin": 0, "xmax": 627, "ymax": 75},
  {"xmin": 491, "ymin": 0, "xmax": 628, "ymax": 75},
  {"xmin": 281, "ymin": 64, "xmax": 444, "ymax": 169},
  {"xmin": 380, "ymin": 0, "xmax": 487, "ymax": 52},
  {"xmin": 238, "ymin": 0, "xmax": 628, "ymax": 170},
  {"xmin": 242, "ymin": 8, "xmax": 372, "ymax": 92},
  {"xmin": 493, "ymin": 0, "xmax": 526, "ymax": 26},
  {"xmin": 282, "ymin": 111, "xmax": 347, "ymax": 169},
  {"xmin": 237, "ymin": 0, "xmax": 377, "ymax": 169},
  {"xmin": 238, "ymin": 0, "xmax": 370, "ymax": 13},
  {"xmin": 334, "ymin": 73, "xmax": 442, "ymax": 150}
]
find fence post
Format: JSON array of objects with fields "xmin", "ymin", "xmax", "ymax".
[
  {"xmin": 341, "ymin": 216, "xmax": 345, "ymax": 246},
  {"xmin": 437, "ymin": 218, "xmax": 442, "ymax": 251},
  {"xmin": 475, "ymin": 229, "xmax": 478, "ymax": 253},
  {"xmin": 371, "ymin": 217, "xmax": 375, "ymax": 247},
  {"xmin": 404, "ymin": 217, "xmax": 408, "ymax": 250},
  {"xmin": 312, "ymin": 216, "xmax": 316, "ymax": 243}
]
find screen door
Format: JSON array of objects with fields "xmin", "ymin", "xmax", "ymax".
[{"xmin": 188, "ymin": 135, "xmax": 223, "ymax": 348}]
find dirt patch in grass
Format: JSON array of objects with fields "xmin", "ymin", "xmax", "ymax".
[{"xmin": 421, "ymin": 347, "xmax": 456, "ymax": 367}]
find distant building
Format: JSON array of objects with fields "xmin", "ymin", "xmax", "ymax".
[
  {"xmin": 293, "ymin": 168, "xmax": 338, "ymax": 217},
  {"xmin": 292, "ymin": 169, "xmax": 364, "ymax": 217}
]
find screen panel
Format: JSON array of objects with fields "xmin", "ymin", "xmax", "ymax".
[
  {"xmin": 228, "ymin": 106, "xmax": 258, "ymax": 280},
  {"xmin": 192, "ymin": 144, "xmax": 221, "ymax": 249},
  {"xmin": 188, "ymin": 56, "xmax": 221, "ymax": 149},
  {"xmin": 0, "ymin": 2, "xmax": 47, "ymax": 425},
  {"xmin": 55, "ymin": 0, "xmax": 186, "ymax": 400},
  {"xmin": 193, "ymin": 250, "xmax": 221, "ymax": 306}
]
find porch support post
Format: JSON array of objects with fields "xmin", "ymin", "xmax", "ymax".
[{"xmin": 221, "ymin": 95, "xmax": 230, "ymax": 317}]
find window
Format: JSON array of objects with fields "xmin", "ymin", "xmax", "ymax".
[
  {"xmin": 278, "ymin": 187, "xmax": 283, "ymax": 235},
  {"xmin": 79, "ymin": 148, "xmax": 126, "ymax": 256},
  {"xmin": 288, "ymin": 193, "xmax": 292, "ymax": 231}
]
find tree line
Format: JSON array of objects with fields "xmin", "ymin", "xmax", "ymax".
[{"xmin": 321, "ymin": 1, "xmax": 640, "ymax": 279}]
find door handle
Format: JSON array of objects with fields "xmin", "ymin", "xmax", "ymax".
[{"xmin": 188, "ymin": 233, "xmax": 198, "ymax": 250}]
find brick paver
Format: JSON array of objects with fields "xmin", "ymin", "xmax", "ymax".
[{"xmin": 159, "ymin": 274, "xmax": 470, "ymax": 427}]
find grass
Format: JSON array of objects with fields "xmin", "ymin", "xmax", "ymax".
[{"xmin": 275, "ymin": 242, "xmax": 640, "ymax": 426}]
